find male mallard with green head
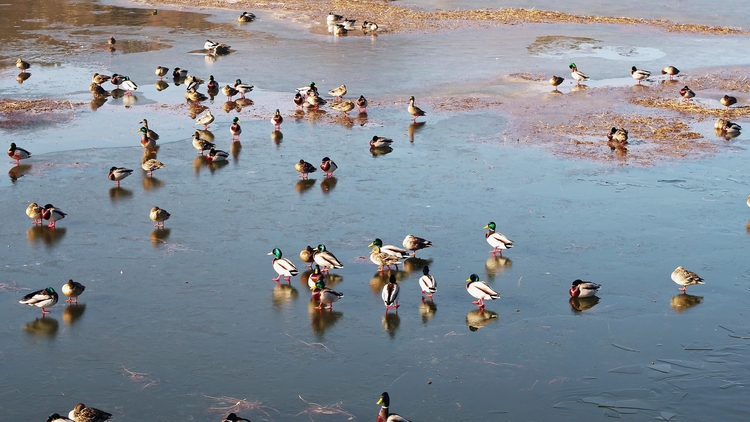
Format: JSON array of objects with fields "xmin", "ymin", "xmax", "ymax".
[
  {"xmin": 484, "ymin": 222, "xmax": 513, "ymax": 256},
  {"xmin": 268, "ymin": 248, "xmax": 299, "ymax": 282},
  {"xmin": 569, "ymin": 63, "xmax": 588, "ymax": 85}
]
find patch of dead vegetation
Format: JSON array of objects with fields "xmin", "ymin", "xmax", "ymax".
[
  {"xmin": 142, "ymin": 0, "xmax": 748, "ymax": 36},
  {"xmin": 631, "ymin": 96, "xmax": 750, "ymax": 118},
  {"xmin": 0, "ymin": 99, "xmax": 84, "ymax": 129},
  {"xmin": 507, "ymin": 73, "xmax": 546, "ymax": 83}
]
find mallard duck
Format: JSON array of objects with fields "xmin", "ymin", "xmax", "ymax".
[
  {"xmin": 549, "ymin": 75, "xmax": 564, "ymax": 90},
  {"xmin": 150, "ymin": 206, "xmax": 170, "ymax": 228},
  {"xmin": 340, "ymin": 19, "xmax": 357, "ymax": 30},
  {"xmin": 313, "ymin": 244, "xmax": 344, "ymax": 272},
  {"xmin": 68, "ymin": 403, "xmax": 112, "ymax": 422},
  {"xmin": 671, "ymin": 266, "xmax": 704, "ymax": 293},
  {"xmin": 155, "ymin": 66, "xmax": 169, "ymax": 79},
  {"xmin": 319, "ymin": 157, "xmax": 338, "ymax": 177},
  {"xmin": 173, "ymin": 68, "xmax": 188, "ymax": 79},
  {"xmin": 607, "ymin": 126, "xmax": 629, "ymax": 142},
  {"xmin": 272, "ymin": 109, "xmax": 284, "ymax": 131},
  {"xmin": 109, "ymin": 166, "xmax": 133, "ymax": 186},
  {"xmin": 662, "ymin": 66, "xmax": 680, "ymax": 80},
  {"xmin": 370, "ymin": 136, "xmax": 393, "ymax": 148},
  {"xmin": 139, "ymin": 119, "xmax": 159, "ymax": 141},
  {"xmin": 569, "ymin": 63, "xmax": 588, "ymax": 85},
  {"xmin": 20, "ymin": 287, "xmax": 58, "ymax": 314},
  {"xmin": 721, "ymin": 95, "xmax": 737, "ymax": 110},
  {"xmin": 192, "ymin": 131, "xmax": 215, "ymax": 155},
  {"xmin": 8, "ymin": 142, "xmax": 31, "ymax": 164},
  {"xmin": 680, "ymin": 85, "xmax": 695, "ymax": 102},
  {"xmin": 297, "ymin": 82, "xmax": 319, "ymax": 97},
  {"xmin": 108, "ymin": 36, "xmax": 116, "ymax": 45},
  {"xmin": 305, "ymin": 92, "xmax": 327, "ymax": 109},
  {"xmin": 141, "ymin": 157, "xmax": 165, "ymax": 177},
  {"xmin": 715, "ymin": 118, "xmax": 742, "ymax": 133},
  {"xmin": 381, "ymin": 273, "xmax": 401, "ymax": 312},
  {"xmin": 214, "ymin": 43, "xmax": 231, "ymax": 55},
  {"xmin": 402, "ymin": 234, "xmax": 432, "ymax": 257},
  {"xmin": 223, "ymin": 413, "xmax": 251, "ymax": 422},
  {"xmin": 120, "ymin": 76, "xmax": 137, "ymax": 94},
  {"xmin": 185, "ymin": 87, "xmax": 208, "ymax": 103},
  {"xmin": 569, "ymin": 279, "xmax": 600, "ymax": 298},
  {"xmin": 300, "ymin": 245, "xmax": 315, "ymax": 267},
  {"xmin": 230, "ymin": 117, "xmax": 242, "ymax": 141},
  {"xmin": 308, "ymin": 264, "xmax": 325, "ymax": 290},
  {"xmin": 41, "ymin": 204, "xmax": 66, "ymax": 228},
  {"xmin": 62, "ymin": 279, "xmax": 86, "ymax": 303},
  {"xmin": 747, "ymin": 195, "xmax": 750, "ymax": 208},
  {"xmin": 368, "ymin": 238, "xmax": 410, "ymax": 259},
  {"xmin": 46, "ymin": 413, "xmax": 73, "ymax": 422},
  {"xmin": 630, "ymin": 66, "xmax": 650, "ymax": 84},
  {"xmin": 195, "ymin": 110, "xmax": 215, "ymax": 129},
  {"xmin": 294, "ymin": 92, "xmax": 305, "ymax": 108},
  {"xmin": 295, "ymin": 159, "xmax": 316, "ymax": 179},
  {"xmin": 207, "ymin": 74, "xmax": 218, "ymax": 90},
  {"xmin": 362, "ymin": 21, "xmax": 379, "ymax": 32},
  {"xmin": 185, "ymin": 76, "xmax": 204, "ymax": 91},
  {"xmin": 206, "ymin": 148, "xmax": 229, "ymax": 162},
  {"xmin": 204, "ymin": 39, "xmax": 218, "ymax": 51},
  {"xmin": 92, "ymin": 73, "xmax": 111, "ymax": 84},
  {"xmin": 314, "ymin": 280, "xmax": 344, "ymax": 310},
  {"xmin": 484, "ymin": 222, "xmax": 513, "ymax": 256},
  {"xmin": 110, "ymin": 73, "xmax": 124, "ymax": 88},
  {"xmin": 357, "ymin": 95, "xmax": 368, "ymax": 112},
  {"xmin": 26, "ymin": 202, "xmax": 43, "ymax": 225},
  {"xmin": 233, "ymin": 79, "xmax": 253, "ymax": 98},
  {"xmin": 16, "ymin": 58, "xmax": 30, "ymax": 72},
  {"xmin": 238, "ymin": 12, "xmax": 256, "ymax": 22},
  {"xmin": 370, "ymin": 245, "xmax": 402, "ymax": 272},
  {"xmin": 327, "ymin": 12, "xmax": 344, "ymax": 23},
  {"xmin": 268, "ymin": 248, "xmax": 299, "ymax": 282},
  {"xmin": 329, "ymin": 84, "xmax": 347, "ymax": 100},
  {"xmin": 222, "ymin": 85, "xmax": 239, "ymax": 101},
  {"xmin": 407, "ymin": 96, "xmax": 426, "ymax": 122},
  {"xmin": 377, "ymin": 392, "xmax": 410, "ymax": 422},
  {"xmin": 139, "ymin": 127, "xmax": 157, "ymax": 151},
  {"xmin": 466, "ymin": 274, "xmax": 499, "ymax": 308},
  {"xmin": 332, "ymin": 99, "xmax": 355, "ymax": 115},
  {"xmin": 419, "ymin": 265, "xmax": 437, "ymax": 298},
  {"xmin": 332, "ymin": 24, "xmax": 347, "ymax": 36}
]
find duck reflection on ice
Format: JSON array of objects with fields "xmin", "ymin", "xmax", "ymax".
[
  {"xmin": 369, "ymin": 270, "xmax": 407, "ymax": 294},
  {"xmin": 408, "ymin": 121, "xmax": 426, "ymax": 143},
  {"xmin": 27, "ymin": 226, "xmax": 66, "ymax": 247},
  {"xmin": 8, "ymin": 164, "xmax": 31, "ymax": 182},
  {"xmin": 369, "ymin": 146, "xmax": 393, "ymax": 157},
  {"xmin": 485, "ymin": 256, "xmax": 512, "ymax": 280},
  {"xmin": 419, "ymin": 298, "xmax": 437, "ymax": 324},
  {"xmin": 142, "ymin": 176, "xmax": 164, "ymax": 191},
  {"xmin": 383, "ymin": 313, "xmax": 400, "ymax": 338},
  {"xmin": 271, "ymin": 130, "xmax": 283, "ymax": 145},
  {"xmin": 670, "ymin": 294, "xmax": 703, "ymax": 313},
  {"xmin": 320, "ymin": 177, "xmax": 337, "ymax": 194},
  {"xmin": 308, "ymin": 298, "xmax": 343, "ymax": 336},
  {"xmin": 466, "ymin": 308, "xmax": 499, "ymax": 331},
  {"xmin": 150, "ymin": 228, "xmax": 171, "ymax": 247},
  {"xmin": 62, "ymin": 304, "xmax": 87, "ymax": 325},
  {"xmin": 89, "ymin": 97, "xmax": 108, "ymax": 111},
  {"xmin": 402, "ymin": 257, "xmax": 432, "ymax": 273},
  {"xmin": 272, "ymin": 283, "xmax": 298, "ymax": 307},
  {"xmin": 17, "ymin": 72, "xmax": 31, "ymax": 84},
  {"xmin": 109, "ymin": 186, "xmax": 133, "ymax": 202},
  {"xmin": 23, "ymin": 316, "xmax": 59, "ymax": 337},
  {"xmin": 569, "ymin": 296, "xmax": 600, "ymax": 313},
  {"xmin": 295, "ymin": 179, "xmax": 316, "ymax": 194},
  {"xmin": 155, "ymin": 80, "xmax": 169, "ymax": 91}
]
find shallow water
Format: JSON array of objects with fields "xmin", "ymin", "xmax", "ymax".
[{"xmin": 2, "ymin": 0, "xmax": 750, "ymax": 421}]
